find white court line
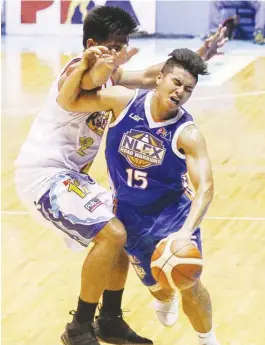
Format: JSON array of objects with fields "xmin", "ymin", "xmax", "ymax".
[
  {"xmin": 2, "ymin": 90, "xmax": 265, "ymax": 117},
  {"xmin": 1, "ymin": 210, "xmax": 265, "ymax": 221},
  {"xmin": 205, "ymin": 216, "xmax": 265, "ymax": 221}
]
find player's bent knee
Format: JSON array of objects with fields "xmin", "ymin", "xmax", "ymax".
[{"xmin": 95, "ymin": 217, "xmax": 126, "ymax": 247}]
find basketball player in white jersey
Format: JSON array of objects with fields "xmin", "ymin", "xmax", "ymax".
[{"xmin": 15, "ymin": 6, "xmax": 228, "ymax": 345}]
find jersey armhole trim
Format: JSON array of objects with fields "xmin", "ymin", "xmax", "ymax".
[
  {"xmin": 171, "ymin": 121, "xmax": 195, "ymax": 159},
  {"xmin": 109, "ymin": 89, "xmax": 139, "ymax": 128}
]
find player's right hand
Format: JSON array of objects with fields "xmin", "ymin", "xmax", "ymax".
[
  {"xmin": 198, "ymin": 24, "xmax": 229, "ymax": 61},
  {"xmin": 88, "ymin": 45, "xmax": 139, "ymax": 72},
  {"xmin": 110, "ymin": 45, "xmax": 139, "ymax": 67},
  {"xmin": 79, "ymin": 46, "xmax": 110, "ymax": 70}
]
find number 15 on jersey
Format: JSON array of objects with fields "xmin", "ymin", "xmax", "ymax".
[{"xmin": 126, "ymin": 169, "xmax": 148, "ymax": 189}]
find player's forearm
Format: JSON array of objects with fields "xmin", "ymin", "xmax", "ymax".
[
  {"xmin": 119, "ymin": 62, "xmax": 164, "ymax": 89},
  {"xmin": 182, "ymin": 184, "xmax": 214, "ymax": 233},
  {"xmin": 57, "ymin": 66, "xmax": 86, "ymax": 110},
  {"xmin": 123, "ymin": 46, "xmax": 209, "ymax": 89},
  {"xmin": 141, "ymin": 62, "xmax": 164, "ymax": 88},
  {"xmin": 81, "ymin": 59, "xmax": 114, "ymax": 90}
]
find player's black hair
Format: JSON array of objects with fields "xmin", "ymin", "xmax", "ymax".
[
  {"xmin": 83, "ymin": 6, "xmax": 137, "ymax": 48},
  {"xmin": 162, "ymin": 48, "xmax": 209, "ymax": 81}
]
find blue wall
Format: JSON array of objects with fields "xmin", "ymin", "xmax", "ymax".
[{"xmin": 156, "ymin": 0, "xmax": 211, "ymax": 37}]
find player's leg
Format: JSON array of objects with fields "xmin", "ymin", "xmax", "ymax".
[
  {"xmin": 63, "ymin": 218, "xmax": 126, "ymax": 345},
  {"xmin": 36, "ymin": 172, "xmax": 152, "ymax": 345},
  {"xmin": 100, "ymin": 249, "xmax": 129, "ymax": 317},
  {"xmin": 180, "ymin": 280, "xmax": 219, "ymax": 345},
  {"xmin": 94, "ymin": 249, "xmax": 153, "ymax": 344},
  {"xmin": 148, "ymin": 284, "xmax": 179, "ymax": 327},
  {"xmin": 151, "ymin": 193, "xmax": 219, "ymax": 344},
  {"xmin": 35, "ymin": 172, "xmax": 126, "ymax": 345},
  {"xmin": 115, "ymin": 200, "xmax": 180, "ymax": 328},
  {"xmin": 78, "ymin": 217, "xmax": 126, "ymax": 302}
]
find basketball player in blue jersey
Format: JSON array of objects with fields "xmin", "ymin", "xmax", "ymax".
[
  {"xmin": 57, "ymin": 47, "xmax": 220, "ymax": 345},
  {"xmin": 55, "ymin": 6, "xmax": 227, "ymax": 345}
]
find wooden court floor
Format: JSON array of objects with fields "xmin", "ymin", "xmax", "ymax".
[{"xmin": 1, "ymin": 50, "xmax": 265, "ymax": 345}]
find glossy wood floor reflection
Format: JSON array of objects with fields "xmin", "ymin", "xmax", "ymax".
[{"xmin": 2, "ymin": 45, "xmax": 265, "ymax": 345}]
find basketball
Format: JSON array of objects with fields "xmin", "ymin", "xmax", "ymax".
[{"xmin": 151, "ymin": 238, "xmax": 203, "ymax": 290}]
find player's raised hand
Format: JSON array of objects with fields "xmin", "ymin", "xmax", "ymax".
[
  {"xmin": 95, "ymin": 45, "xmax": 139, "ymax": 71},
  {"xmin": 103, "ymin": 45, "xmax": 139, "ymax": 68},
  {"xmin": 79, "ymin": 46, "xmax": 110, "ymax": 70},
  {"xmin": 197, "ymin": 24, "xmax": 229, "ymax": 61},
  {"xmin": 111, "ymin": 45, "xmax": 139, "ymax": 66}
]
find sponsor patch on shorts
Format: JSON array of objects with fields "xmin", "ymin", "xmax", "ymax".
[{"xmin": 84, "ymin": 197, "xmax": 103, "ymax": 212}]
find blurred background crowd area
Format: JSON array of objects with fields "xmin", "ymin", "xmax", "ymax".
[{"xmin": 1, "ymin": 0, "xmax": 265, "ymax": 44}]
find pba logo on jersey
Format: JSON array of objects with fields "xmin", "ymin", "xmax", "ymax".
[
  {"xmin": 156, "ymin": 127, "xmax": 172, "ymax": 141},
  {"xmin": 119, "ymin": 129, "xmax": 166, "ymax": 169},
  {"xmin": 86, "ymin": 111, "xmax": 111, "ymax": 137},
  {"xmin": 84, "ymin": 197, "xmax": 103, "ymax": 212}
]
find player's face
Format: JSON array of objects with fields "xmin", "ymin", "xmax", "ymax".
[{"xmin": 156, "ymin": 66, "xmax": 196, "ymax": 113}]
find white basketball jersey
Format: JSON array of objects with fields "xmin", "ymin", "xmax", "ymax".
[{"xmin": 15, "ymin": 55, "xmax": 114, "ymax": 204}]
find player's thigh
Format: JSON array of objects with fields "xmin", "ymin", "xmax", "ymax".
[{"xmin": 36, "ymin": 171, "xmax": 116, "ymax": 247}]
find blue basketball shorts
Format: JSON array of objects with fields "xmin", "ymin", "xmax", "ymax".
[
  {"xmin": 115, "ymin": 192, "xmax": 202, "ymax": 287},
  {"xmin": 36, "ymin": 172, "xmax": 115, "ymax": 248}
]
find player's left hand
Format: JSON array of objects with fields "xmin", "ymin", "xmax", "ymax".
[
  {"xmin": 166, "ymin": 228, "xmax": 196, "ymax": 242},
  {"xmin": 197, "ymin": 24, "xmax": 229, "ymax": 61}
]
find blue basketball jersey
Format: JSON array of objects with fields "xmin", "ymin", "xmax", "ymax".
[{"xmin": 106, "ymin": 89, "xmax": 195, "ymax": 206}]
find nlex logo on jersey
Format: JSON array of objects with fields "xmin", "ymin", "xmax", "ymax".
[{"xmin": 119, "ymin": 130, "xmax": 166, "ymax": 169}]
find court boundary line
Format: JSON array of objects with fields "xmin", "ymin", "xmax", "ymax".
[
  {"xmin": 2, "ymin": 90, "xmax": 265, "ymax": 117},
  {"xmin": 1, "ymin": 210, "xmax": 265, "ymax": 221}
]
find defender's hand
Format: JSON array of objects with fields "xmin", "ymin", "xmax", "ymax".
[
  {"xmin": 198, "ymin": 24, "xmax": 229, "ymax": 61},
  {"xmin": 111, "ymin": 45, "xmax": 139, "ymax": 66},
  {"xmin": 95, "ymin": 45, "xmax": 139, "ymax": 71},
  {"xmin": 79, "ymin": 46, "xmax": 110, "ymax": 70}
]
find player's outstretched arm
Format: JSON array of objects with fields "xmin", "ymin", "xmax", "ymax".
[
  {"xmin": 176, "ymin": 125, "xmax": 214, "ymax": 236},
  {"xmin": 197, "ymin": 24, "xmax": 228, "ymax": 61},
  {"xmin": 116, "ymin": 25, "xmax": 228, "ymax": 90},
  {"xmin": 57, "ymin": 49, "xmax": 134, "ymax": 116}
]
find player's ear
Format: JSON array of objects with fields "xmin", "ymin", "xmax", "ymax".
[
  {"xmin": 156, "ymin": 72, "xmax": 163, "ymax": 86},
  {"xmin": 86, "ymin": 38, "xmax": 96, "ymax": 48}
]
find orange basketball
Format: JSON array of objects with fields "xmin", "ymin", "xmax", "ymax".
[{"xmin": 151, "ymin": 238, "xmax": 203, "ymax": 290}]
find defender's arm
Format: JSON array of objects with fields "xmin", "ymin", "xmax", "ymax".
[
  {"xmin": 57, "ymin": 55, "xmax": 134, "ymax": 116},
  {"xmin": 115, "ymin": 25, "xmax": 228, "ymax": 89}
]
